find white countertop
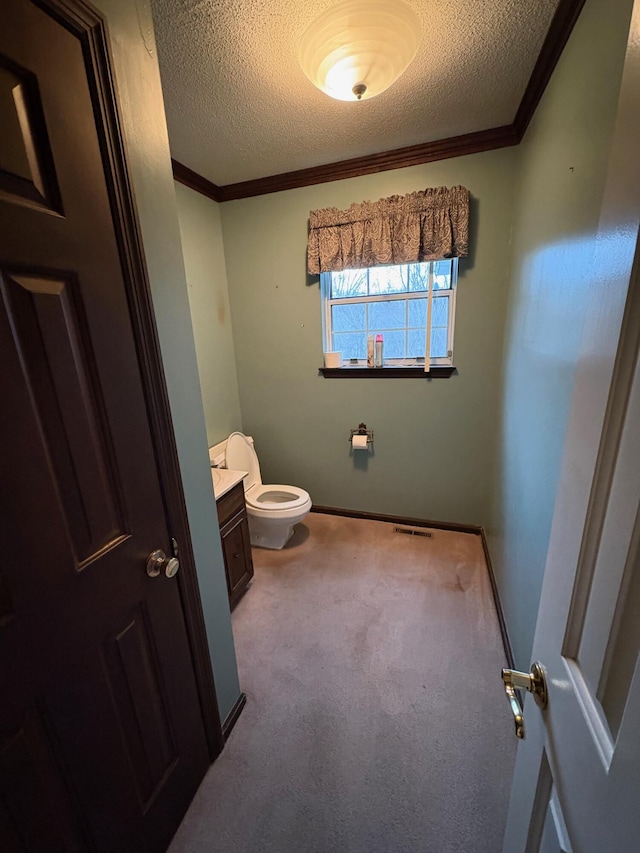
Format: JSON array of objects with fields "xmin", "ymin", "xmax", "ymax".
[{"xmin": 211, "ymin": 467, "xmax": 247, "ymax": 500}]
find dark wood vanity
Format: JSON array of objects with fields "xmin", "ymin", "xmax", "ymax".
[{"xmin": 216, "ymin": 480, "xmax": 254, "ymax": 608}]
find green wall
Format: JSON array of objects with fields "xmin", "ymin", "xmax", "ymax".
[
  {"xmin": 163, "ymin": 0, "xmax": 632, "ymax": 694},
  {"xmin": 220, "ymin": 150, "xmax": 517, "ymax": 525},
  {"xmin": 96, "ymin": 0, "xmax": 241, "ymax": 723},
  {"xmin": 488, "ymin": 0, "xmax": 633, "ymax": 669},
  {"xmin": 175, "ymin": 182, "xmax": 243, "ymax": 446}
]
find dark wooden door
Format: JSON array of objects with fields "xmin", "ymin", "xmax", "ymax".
[{"xmin": 0, "ymin": 1, "xmax": 210, "ymax": 850}]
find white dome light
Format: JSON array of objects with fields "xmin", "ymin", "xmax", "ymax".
[{"xmin": 299, "ymin": 0, "xmax": 421, "ymax": 102}]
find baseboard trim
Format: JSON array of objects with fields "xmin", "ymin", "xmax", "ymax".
[
  {"xmin": 479, "ymin": 529, "xmax": 515, "ymax": 669},
  {"xmin": 222, "ymin": 692, "xmax": 247, "ymax": 741},
  {"xmin": 310, "ymin": 505, "xmax": 481, "ymax": 536}
]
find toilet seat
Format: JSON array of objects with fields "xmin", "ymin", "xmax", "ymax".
[
  {"xmin": 226, "ymin": 432, "xmax": 311, "ymax": 514},
  {"xmin": 245, "ymin": 483, "xmax": 310, "ymax": 512}
]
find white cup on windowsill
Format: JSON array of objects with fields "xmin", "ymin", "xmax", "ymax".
[{"xmin": 324, "ymin": 351, "xmax": 342, "ymax": 368}]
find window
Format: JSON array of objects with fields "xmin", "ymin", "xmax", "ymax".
[{"xmin": 321, "ymin": 259, "xmax": 457, "ymax": 367}]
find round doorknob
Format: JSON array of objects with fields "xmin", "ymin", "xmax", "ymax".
[{"xmin": 146, "ymin": 549, "xmax": 180, "ymax": 579}]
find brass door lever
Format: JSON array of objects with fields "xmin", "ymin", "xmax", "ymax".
[{"xmin": 501, "ymin": 662, "xmax": 548, "ymax": 739}]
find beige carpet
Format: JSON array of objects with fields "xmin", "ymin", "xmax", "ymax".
[{"xmin": 169, "ymin": 513, "xmax": 516, "ymax": 852}]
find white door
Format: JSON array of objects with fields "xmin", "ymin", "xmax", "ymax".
[{"xmin": 502, "ymin": 4, "xmax": 640, "ymax": 851}]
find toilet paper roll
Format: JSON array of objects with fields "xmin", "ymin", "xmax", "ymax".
[{"xmin": 351, "ymin": 434, "xmax": 369, "ymax": 451}]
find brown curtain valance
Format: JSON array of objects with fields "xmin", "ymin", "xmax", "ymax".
[{"xmin": 307, "ymin": 185, "xmax": 469, "ymax": 274}]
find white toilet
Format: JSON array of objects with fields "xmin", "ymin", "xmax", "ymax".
[{"xmin": 225, "ymin": 432, "xmax": 312, "ymax": 549}]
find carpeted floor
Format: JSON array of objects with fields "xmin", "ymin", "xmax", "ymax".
[{"xmin": 169, "ymin": 513, "xmax": 516, "ymax": 853}]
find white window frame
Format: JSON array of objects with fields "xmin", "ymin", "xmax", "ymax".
[{"xmin": 321, "ymin": 260, "xmax": 457, "ymax": 370}]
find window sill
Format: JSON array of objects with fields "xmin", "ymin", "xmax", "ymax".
[{"xmin": 319, "ymin": 365, "xmax": 456, "ymax": 378}]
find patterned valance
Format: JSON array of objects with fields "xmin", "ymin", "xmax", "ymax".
[{"xmin": 307, "ymin": 185, "xmax": 469, "ymax": 275}]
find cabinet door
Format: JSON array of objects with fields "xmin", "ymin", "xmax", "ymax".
[{"xmin": 221, "ymin": 511, "xmax": 254, "ymax": 607}]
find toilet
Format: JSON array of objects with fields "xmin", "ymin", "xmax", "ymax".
[{"xmin": 225, "ymin": 432, "xmax": 312, "ymax": 549}]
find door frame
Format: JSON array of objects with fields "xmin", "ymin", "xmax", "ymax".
[{"xmin": 33, "ymin": 0, "xmax": 224, "ymax": 761}]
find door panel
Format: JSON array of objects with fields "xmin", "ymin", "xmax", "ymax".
[
  {"xmin": 0, "ymin": 0, "xmax": 210, "ymax": 849},
  {"xmin": 0, "ymin": 55, "xmax": 62, "ymax": 213},
  {"xmin": 2, "ymin": 269, "xmax": 126, "ymax": 565},
  {"xmin": 539, "ymin": 795, "xmax": 571, "ymax": 853},
  {"xmin": 0, "ymin": 707, "xmax": 86, "ymax": 852},
  {"xmin": 569, "ymin": 348, "xmax": 640, "ymax": 752},
  {"xmin": 597, "ymin": 527, "xmax": 640, "ymax": 736},
  {"xmin": 104, "ymin": 605, "xmax": 178, "ymax": 809}
]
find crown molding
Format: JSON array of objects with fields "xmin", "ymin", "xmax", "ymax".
[
  {"xmin": 172, "ymin": 0, "xmax": 585, "ymax": 202},
  {"xmin": 172, "ymin": 158, "xmax": 224, "ymax": 202},
  {"xmin": 217, "ymin": 125, "xmax": 519, "ymax": 201},
  {"xmin": 514, "ymin": 0, "xmax": 587, "ymax": 139}
]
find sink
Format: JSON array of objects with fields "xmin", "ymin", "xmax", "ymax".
[{"xmin": 211, "ymin": 467, "xmax": 247, "ymax": 499}]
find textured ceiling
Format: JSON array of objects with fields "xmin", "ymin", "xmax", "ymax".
[{"xmin": 150, "ymin": 0, "xmax": 561, "ymax": 187}]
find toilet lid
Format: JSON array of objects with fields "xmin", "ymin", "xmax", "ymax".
[{"xmin": 226, "ymin": 432, "xmax": 261, "ymax": 490}]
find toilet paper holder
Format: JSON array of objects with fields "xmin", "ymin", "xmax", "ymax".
[{"xmin": 349, "ymin": 423, "xmax": 373, "ymax": 446}]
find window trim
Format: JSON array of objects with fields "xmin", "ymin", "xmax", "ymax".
[{"xmin": 321, "ymin": 260, "xmax": 457, "ymax": 369}]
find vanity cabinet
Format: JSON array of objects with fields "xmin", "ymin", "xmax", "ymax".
[{"xmin": 216, "ymin": 481, "xmax": 254, "ymax": 608}]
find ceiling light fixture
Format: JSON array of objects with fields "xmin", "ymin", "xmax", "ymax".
[{"xmin": 299, "ymin": 0, "xmax": 421, "ymax": 102}]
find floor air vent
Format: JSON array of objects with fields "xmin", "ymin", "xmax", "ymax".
[{"xmin": 394, "ymin": 527, "xmax": 433, "ymax": 538}]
